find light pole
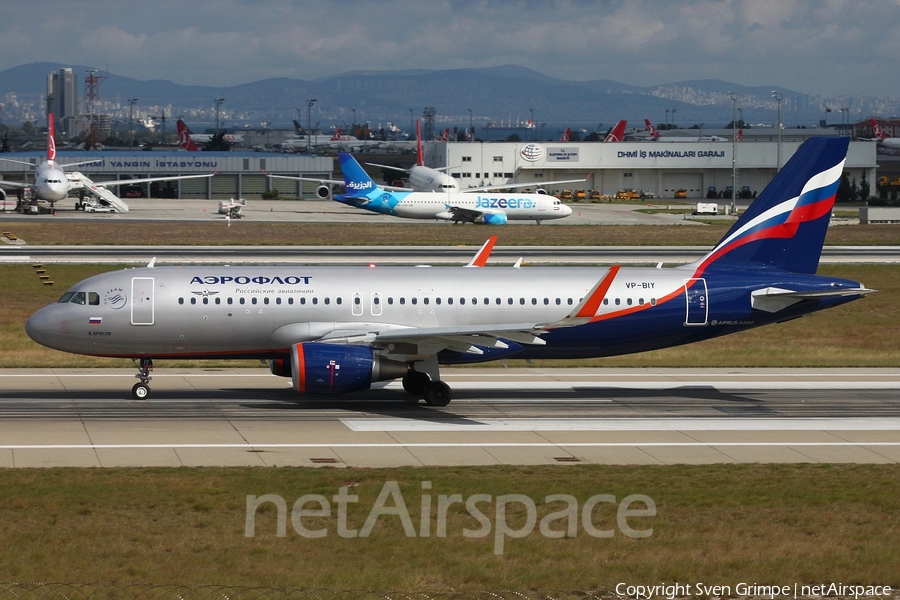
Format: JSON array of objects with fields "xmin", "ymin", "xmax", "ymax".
[
  {"xmin": 840, "ymin": 107, "xmax": 849, "ymax": 135},
  {"xmin": 127, "ymin": 98, "xmax": 138, "ymax": 149},
  {"xmin": 214, "ymin": 98, "xmax": 225, "ymax": 131},
  {"xmin": 306, "ymin": 98, "xmax": 317, "ymax": 154},
  {"xmin": 665, "ymin": 108, "xmax": 670, "ymax": 127},
  {"xmin": 409, "ymin": 108, "xmax": 413, "ymax": 138},
  {"xmin": 352, "ymin": 109, "xmax": 356, "ymax": 131},
  {"xmin": 729, "ymin": 91, "xmax": 738, "ymax": 216},
  {"xmin": 671, "ymin": 108, "xmax": 677, "ymax": 128},
  {"xmin": 698, "ymin": 122, "xmax": 705, "ymax": 141},
  {"xmin": 468, "ymin": 108, "xmax": 473, "ymax": 142},
  {"xmin": 772, "ymin": 90, "xmax": 783, "ymax": 171}
]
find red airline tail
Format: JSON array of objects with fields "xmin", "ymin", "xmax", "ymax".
[
  {"xmin": 604, "ymin": 120, "xmax": 627, "ymax": 142},
  {"xmin": 735, "ymin": 129, "xmax": 743, "ymax": 142},
  {"xmin": 870, "ymin": 119, "xmax": 889, "ymax": 140},
  {"xmin": 559, "ymin": 128, "xmax": 571, "ymax": 142},
  {"xmin": 643, "ymin": 119, "xmax": 659, "ymax": 139},
  {"xmin": 331, "ymin": 128, "xmax": 343, "ymax": 141},
  {"xmin": 176, "ymin": 119, "xmax": 200, "ymax": 151},
  {"xmin": 47, "ymin": 113, "xmax": 57, "ymax": 161},
  {"xmin": 416, "ymin": 120, "xmax": 423, "ymax": 166},
  {"xmin": 439, "ymin": 128, "xmax": 450, "ymax": 142}
]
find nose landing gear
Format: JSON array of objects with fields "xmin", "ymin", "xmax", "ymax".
[{"xmin": 132, "ymin": 358, "xmax": 153, "ymax": 399}]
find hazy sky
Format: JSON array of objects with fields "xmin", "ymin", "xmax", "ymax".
[{"xmin": 1, "ymin": 0, "xmax": 897, "ymax": 96}]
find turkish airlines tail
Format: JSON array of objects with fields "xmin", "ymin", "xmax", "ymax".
[
  {"xmin": 176, "ymin": 119, "xmax": 200, "ymax": 151},
  {"xmin": 47, "ymin": 113, "xmax": 57, "ymax": 161},
  {"xmin": 559, "ymin": 128, "xmax": 571, "ymax": 142},
  {"xmin": 643, "ymin": 119, "xmax": 660, "ymax": 140},
  {"xmin": 604, "ymin": 120, "xmax": 627, "ymax": 142}
]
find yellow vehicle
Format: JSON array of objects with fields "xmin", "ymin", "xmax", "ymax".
[
  {"xmin": 559, "ymin": 189, "xmax": 573, "ymax": 200},
  {"xmin": 589, "ymin": 189, "xmax": 602, "ymax": 200},
  {"xmin": 674, "ymin": 189, "xmax": 688, "ymax": 199},
  {"xmin": 877, "ymin": 176, "xmax": 900, "ymax": 188},
  {"xmin": 574, "ymin": 189, "xmax": 586, "ymax": 200},
  {"xmin": 616, "ymin": 189, "xmax": 641, "ymax": 200}
]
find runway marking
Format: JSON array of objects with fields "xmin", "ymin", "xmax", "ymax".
[
  {"xmin": 2, "ymin": 442, "xmax": 900, "ymax": 450},
  {"xmin": 341, "ymin": 417, "xmax": 900, "ymax": 432}
]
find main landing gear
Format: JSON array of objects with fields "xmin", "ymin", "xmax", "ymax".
[
  {"xmin": 401, "ymin": 358, "xmax": 452, "ymax": 407},
  {"xmin": 132, "ymin": 358, "xmax": 153, "ymax": 399}
]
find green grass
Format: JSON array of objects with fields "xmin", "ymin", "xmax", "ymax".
[
  {"xmin": 4, "ymin": 220, "xmax": 900, "ymax": 246},
  {"xmin": 0, "ymin": 465, "xmax": 897, "ymax": 589},
  {"xmin": 3, "ymin": 263, "xmax": 896, "ymax": 368}
]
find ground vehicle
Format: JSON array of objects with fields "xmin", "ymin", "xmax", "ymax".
[
  {"xmin": 877, "ymin": 176, "xmax": 900, "ymax": 188},
  {"xmin": 739, "ymin": 185, "xmax": 753, "ymax": 199},
  {"xmin": 706, "ymin": 186, "xmax": 719, "ymax": 199},
  {"xmin": 589, "ymin": 189, "xmax": 602, "ymax": 200},
  {"xmin": 674, "ymin": 189, "xmax": 687, "ymax": 199},
  {"xmin": 574, "ymin": 190, "xmax": 586, "ymax": 200},
  {"xmin": 559, "ymin": 190, "xmax": 573, "ymax": 199},
  {"xmin": 616, "ymin": 189, "xmax": 641, "ymax": 200},
  {"xmin": 721, "ymin": 186, "xmax": 734, "ymax": 199},
  {"xmin": 640, "ymin": 190, "xmax": 656, "ymax": 199}
]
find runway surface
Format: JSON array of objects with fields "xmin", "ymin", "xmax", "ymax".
[{"xmin": 1, "ymin": 367, "xmax": 899, "ymax": 467}]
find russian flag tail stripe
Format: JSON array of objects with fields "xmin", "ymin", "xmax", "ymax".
[{"xmin": 693, "ymin": 137, "xmax": 849, "ymax": 276}]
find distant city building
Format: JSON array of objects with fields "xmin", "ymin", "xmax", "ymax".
[{"xmin": 46, "ymin": 67, "xmax": 78, "ymax": 136}]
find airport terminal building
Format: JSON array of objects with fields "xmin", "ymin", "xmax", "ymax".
[
  {"xmin": 429, "ymin": 133, "xmax": 877, "ymax": 199},
  {"xmin": 0, "ymin": 151, "xmax": 332, "ymax": 200},
  {"xmin": 0, "ymin": 134, "xmax": 877, "ymax": 202}
]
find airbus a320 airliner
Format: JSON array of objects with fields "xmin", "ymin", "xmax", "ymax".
[{"xmin": 25, "ymin": 137, "xmax": 872, "ymax": 406}]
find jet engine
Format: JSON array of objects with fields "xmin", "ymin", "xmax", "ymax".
[
  {"xmin": 285, "ymin": 343, "xmax": 408, "ymax": 394},
  {"xmin": 316, "ymin": 185, "xmax": 332, "ymax": 199}
]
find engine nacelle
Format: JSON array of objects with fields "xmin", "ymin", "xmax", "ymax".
[
  {"xmin": 316, "ymin": 185, "xmax": 332, "ymax": 199},
  {"xmin": 479, "ymin": 212, "xmax": 508, "ymax": 225},
  {"xmin": 290, "ymin": 343, "xmax": 408, "ymax": 394}
]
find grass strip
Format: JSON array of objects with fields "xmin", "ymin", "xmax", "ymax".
[{"xmin": 0, "ymin": 465, "xmax": 897, "ymax": 589}]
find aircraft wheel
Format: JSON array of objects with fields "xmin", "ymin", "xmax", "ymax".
[
  {"xmin": 402, "ymin": 370, "xmax": 429, "ymax": 395},
  {"xmin": 423, "ymin": 381, "xmax": 451, "ymax": 407},
  {"xmin": 132, "ymin": 382, "xmax": 150, "ymax": 400}
]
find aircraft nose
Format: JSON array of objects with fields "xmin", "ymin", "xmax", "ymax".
[
  {"xmin": 560, "ymin": 203, "xmax": 573, "ymax": 216},
  {"xmin": 25, "ymin": 306, "xmax": 58, "ymax": 348}
]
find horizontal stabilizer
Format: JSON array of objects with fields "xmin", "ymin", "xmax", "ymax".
[{"xmin": 751, "ymin": 285, "xmax": 876, "ymax": 313}]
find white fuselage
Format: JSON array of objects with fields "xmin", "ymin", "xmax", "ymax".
[
  {"xmin": 408, "ymin": 165, "xmax": 460, "ymax": 192},
  {"xmin": 33, "ymin": 160, "xmax": 70, "ymax": 201}
]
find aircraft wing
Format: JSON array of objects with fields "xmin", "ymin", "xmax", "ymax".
[
  {"xmin": 463, "ymin": 176, "xmax": 590, "ymax": 193},
  {"xmin": 0, "ymin": 178, "xmax": 29, "ymax": 189},
  {"xmin": 437, "ymin": 205, "xmax": 505, "ymax": 223},
  {"xmin": 266, "ymin": 173, "xmax": 343, "ymax": 186},
  {"xmin": 91, "ymin": 173, "xmax": 216, "ymax": 187}
]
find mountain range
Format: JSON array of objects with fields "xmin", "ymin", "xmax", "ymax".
[{"xmin": 1, "ymin": 62, "xmax": 896, "ymax": 130}]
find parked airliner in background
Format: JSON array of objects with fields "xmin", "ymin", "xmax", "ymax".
[
  {"xmin": 0, "ymin": 114, "xmax": 217, "ymax": 213},
  {"xmin": 642, "ymin": 119, "xmax": 739, "ymax": 143},
  {"xmin": 868, "ymin": 119, "xmax": 900, "ymax": 150},
  {"xmin": 176, "ymin": 119, "xmax": 200, "ymax": 151},
  {"xmin": 604, "ymin": 120, "xmax": 628, "ymax": 142},
  {"xmin": 367, "ymin": 121, "xmax": 587, "ymax": 194},
  {"xmin": 26, "ymin": 137, "xmax": 872, "ymax": 406},
  {"xmin": 176, "ymin": 121, "xmax": 243, "ymax": 145}
]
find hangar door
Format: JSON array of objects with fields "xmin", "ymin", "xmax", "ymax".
[{"xmin": 662, "ymin": 173, "xmax": 703, "ymax": 199}]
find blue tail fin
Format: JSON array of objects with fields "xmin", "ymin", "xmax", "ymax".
[
  {"xmin": 695, "ymin": 137, "xmax": 849, "ymax": 275},
  {"xmin": 339, "ymin": 153, "xmax": 381, "ymax": 196}
]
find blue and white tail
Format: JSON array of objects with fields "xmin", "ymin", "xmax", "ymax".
[
  {"xmin": 339, "ymin": 153, "xmax": 382, "ymax": 198},
  {"xmin": 693, "ymin": 137, "xmax": 849, "ymax": 276}
]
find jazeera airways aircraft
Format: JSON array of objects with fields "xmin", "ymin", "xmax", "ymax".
[
  {"xmin": 26, "ymin": 137, "xmax": 872, "ymax": 406},
  {"xmin": 335, "ymin": 153, "xmax": 571, "ymax": 224},
  {"xmin": 0, "ymin": 114, "xmax": 216, "ymax": 213}
]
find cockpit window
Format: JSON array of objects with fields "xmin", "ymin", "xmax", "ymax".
[
  {"xmin": 57, "ymin": 292, "xmax": 75, "ymax": 304},
  {"xmin": 89, "ymin": 292, "xmax": 100, "ymax": 306},
  {"xmin": 69, "ymin": 292, "xmax": 86, "ymax": 305}
]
